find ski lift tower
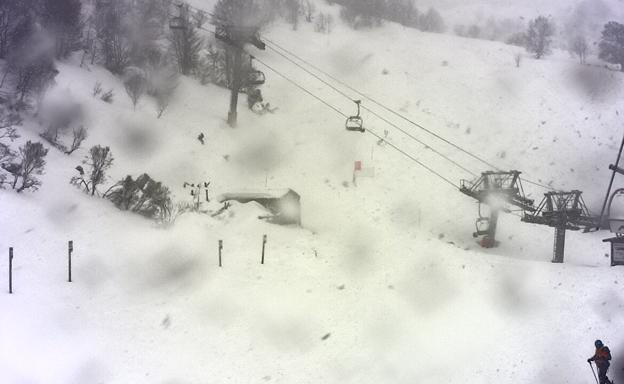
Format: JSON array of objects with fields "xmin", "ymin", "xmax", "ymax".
[
  {"xmin": 522, "ymin": 190, "xmax": 596, "ymax": 263},
  {"xmin": 460, "ymin": 171, "xmax": 535, "ymax": 248},
  {"xmin": 213, "ymin": 22, "xmax": 265, "ymax": 127},
  {"xmin": 596, "ymin": 131, "xmax": 624, "ymax": 266}
]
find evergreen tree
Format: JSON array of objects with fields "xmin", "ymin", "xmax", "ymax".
[{"xmin": 599, "ymin": 21, "xmax": 624, "ymax": 71}]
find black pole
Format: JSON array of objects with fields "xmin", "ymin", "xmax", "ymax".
[
  {"xmin": 218, "ymin": 240, "xmax": 223, "ymax": 267},
  {"xmin": 552, "ymin": 225, "xmax": 566, "ymax": 263},
  {"xmin": 261, "ymin": 234, "xmax": 267, "ymax": 264},
  {"xmin": 597, "ymin": 131, "xmax": 624, "ymax": 230},
  {"xmin": 68, "ymin": 241, "xmax": 73, "ymax": 282},
  {"xmin": 9, "ymin": 247, "xmax": 13, "ymax": 294},
  {"xmin": 227, "ymin": 48, "xmax": 242, "ymax": 127}
]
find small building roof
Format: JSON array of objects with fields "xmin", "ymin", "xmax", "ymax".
[{"xmin": 217, "ymin": 188, "xmax": 300, "ymax": 203}]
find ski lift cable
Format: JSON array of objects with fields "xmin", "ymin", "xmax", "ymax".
[
  {"xmin": 263, "ymin": 38, "xmax": 498, "ymax": 167},
  {"xmin": 262, "ymin": 43, "xmax": 477, "ymax": 177},
  {"xmin": 195, "ymin": 22, "xmax": 460, "ymax": 189},
  {"xmin": 244, "ymin": 54, "xmax": 459, "ymax": 189},
  {"xmin": 262, "ymin": 37, "xmax": 558, "ymax": 192},
  {"xmin": 184, "ymin": 0, "xmax": 559, "ymax": 191},
  {"xmin": 192, "ymin": 5, "xmax": 475, "ymax": 178}
]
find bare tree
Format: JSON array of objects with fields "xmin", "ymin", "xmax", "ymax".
[
  {"xmin": 284, "ymin": 0, "xmax": 300, "ymax": 30},
  {"xmin": 302, "ymin": 0, "xmax": 315, "ymax": 23},
  {"xmin": 85, "ymin": 145, "xmax": 113, "ymax": 196},
  {"xmin": 315, "ymin": 13, "xmax": 334, "ymax": 34},
  {"xmin": 0, "ymin": 0, "xmax": 35, "ymax": 59},
  {"xmin": 526, "ymin": 16, "xmax": 555, "ymax": 59},
  {"xmin": 514, "ymin": 52, "xmax": 522, "ymax": 67},
  {"xmin": 13, "ymin": 141, "xmax": 48, "ymax": 193},
  {"xmin": 5, "ymin": 27, "xmax": 59, "ymax": 106},
  {"xmin": 96, "ymin": 0, "xmax": 130, "ymax": 74},
  {"xmin": 569, "ymin": 35, "xmax": 589, "ymax": 64},
  {"xmin": 0, "ymin": 106, "xmax": 20, "ymax": 162},
  {"xmin": 65, "ymin": 126, "xmax": 87, "ymax": 155}
]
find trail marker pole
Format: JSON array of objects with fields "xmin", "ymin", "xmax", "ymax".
[
  {"xmin": 218, "ymin": 240, "xmax": 223, "ymax": 267},
  {"xmin": 261, "ymin": 234, "xmax": 267, "ymax": 264},
  {"xmin": 68, "ymin": 241, "xmax": 73, "ymax": 282},
  {"xmin": 9, "ymin": 247, "xmax": 13, "ymax": 294}
]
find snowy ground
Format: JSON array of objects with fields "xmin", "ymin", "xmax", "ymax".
[{"xmin": 2, "ymin": 4, "xmax": 624, "ymax": 384}]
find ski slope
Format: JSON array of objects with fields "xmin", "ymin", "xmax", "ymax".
[{"xmin": 1, "ymin": 5, "xmax": 624, "ymax": 384}]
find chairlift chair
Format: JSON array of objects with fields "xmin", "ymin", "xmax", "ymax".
[
  {"xmin": 345, "ymin": 100, "xmax": 364, "ymax": 132},
  {"xmin": 473, "ymin": 217, "xmax": 490, "ymax": 238},
  {"xmin": 215, "ymin": 25, "xmax": 228, "ymax": 42},
  {"xmin": 246, "ymin": 57, "xmax": 265, "ymax": 86},
  {"xmin": 247, "ymin": 70, "xmax": 265, "ymax": 86},
  {"xmin": 473, "ymin": 203, "xmax": 491, "ymax": 238},
  {"xmin": 169, "ymin": 16, "xmax": 186, "ymax": 30}
]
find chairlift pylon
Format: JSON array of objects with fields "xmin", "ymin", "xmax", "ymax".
[
  {"xmin": 606, "ymin": 188, "xmax": 624, "ymax": 236},
  {"xmin": 345, "ymin": 100, "xmax": 364, "ymax": 133}
]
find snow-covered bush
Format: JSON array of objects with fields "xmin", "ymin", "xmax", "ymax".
[
  {"xmin": 105, "ymin": 173, "xmax": 172, "ymax": 222},
  {"xmin": 123, "ymin": 66, "xmax": 147, "ymax": 110}
]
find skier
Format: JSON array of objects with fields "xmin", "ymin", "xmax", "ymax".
[{"xmin": 588, "ymin": 339, "xmax": 613, "ymax": 384}]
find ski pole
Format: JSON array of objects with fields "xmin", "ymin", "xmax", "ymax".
[{"xmin": 589, "ymin": 361, "xmax": 599, "ymax": 384}]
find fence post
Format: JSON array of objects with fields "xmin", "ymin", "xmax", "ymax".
[
  {"xmin": 68, "ymin": 241, "xmax": 73, "ymax": 282},
  {"xmin": 9, "ymin": 247, "xmax": 13, "ymax": 294},
  {"xmin": 261, "ymin": 234, "xmax": 267, "ymax": 264},
  {"xmin": 218, "ymin": 240, "xmax": 223, "ymax": 267}
]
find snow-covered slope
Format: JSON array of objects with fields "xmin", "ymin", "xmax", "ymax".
[{"xmin": 2, "ymin": 9, "xmax": 624, "ymax": 384}]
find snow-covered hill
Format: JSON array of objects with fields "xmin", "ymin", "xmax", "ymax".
[{"xmin": 1, "ymin": 5, "xmax": 624, "ymax": 384}]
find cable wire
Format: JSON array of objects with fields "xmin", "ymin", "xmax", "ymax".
[
  {"xmin": 262, "ymin": 37, "xmax": 558, "ymax": 191},
  {"xmin": 250, "ymin": 54, "xmax": 459, "ymax": 189},
  {"xmin": 263, "ymin": 44, "xmax": 477, "ymax": 177},
  {"xmin": 198, "ymin": 22, "xmax": 459, "ymax": 189}
]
